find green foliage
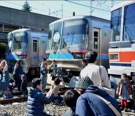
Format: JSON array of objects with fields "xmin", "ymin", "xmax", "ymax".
[
  {"xmin": 22, "ymin": 1, "xmax": 31, "ymax": 12},
  {"xmin": 0, "ymin": 42, "xmax": 7, "ymax": 59}
]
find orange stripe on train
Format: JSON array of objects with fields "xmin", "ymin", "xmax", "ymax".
[{"xmin": 109, "ymin": 51, "xmax": 135, "ymax": 62}]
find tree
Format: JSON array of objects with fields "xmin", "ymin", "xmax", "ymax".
[{"xmin": 22, "ymin": 1, "xmax": 31, "ymax": 12}]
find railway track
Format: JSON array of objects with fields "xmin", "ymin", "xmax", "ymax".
[
  {"xmin": 1, "ymin": 98, "xmax": 135, "ymax": 116},
  {"xmin": 0, "ymin": 87, "xmax": 71, "ymax": 105},
  {"xmin": 0, "ymin": 96, "xmax": 27, "ymax": 104}
]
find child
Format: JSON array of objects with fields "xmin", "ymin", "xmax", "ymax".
[
  {"xmin": 116, "ymin": 73, "xmax": 133, "ymax": 111},
  {"xmin": 21, "ymin": 74, "xmax": 28, "ymax": 97},
  {"xmin": 51, "ymin": 77, "xmax": 65, "ymax": 103},
  {"xmin": 63, "ymin": 89, "xmax": 80, "ymax": 116}
]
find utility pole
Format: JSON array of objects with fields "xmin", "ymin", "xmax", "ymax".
[
  {"xmin": 90, "ymin": 0, "xmax": 93, "ymax": 16},
  {"xmin": 61, "ymin": 4, "xmax": 63, "ymax": 18},
  {"xmin": 89, "ymin": 0, "xmax": 93, "ymax": 61},
  {"xmin": 111, "ymin": 0, "xmax": 114, "ymax": 7},
  {"xmin": 49, "ymin": 8, "xmax": 51, "ymax": 15},
  {"xmin": 48, "ymin": 5, "xmax": 63, "ymax": 18}
]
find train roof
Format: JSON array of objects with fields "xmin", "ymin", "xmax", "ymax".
[
  {"xmin": 111, "ymin": 1, "xmax": 135, "ymax": 11},
  {"xmin": 49, "ymin": 15, "xmax": 110, "ymax": 26},
  {"xmin": 9, "ymin": 28, "xmax": 31, "ymax": 34},
  {"xmin": 8, "ymin": 28, "xmax": 48, "ymax": 34}
]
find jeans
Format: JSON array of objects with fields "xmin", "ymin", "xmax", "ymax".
[{"xmin": 41, "ymin": 75, "xmax": 47, "ymax": 92}]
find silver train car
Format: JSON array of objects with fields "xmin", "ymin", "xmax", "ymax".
[
  {"xmin": 46, "ymin": 16, "xmax": 111, "ymax": 76},
  {"xmin": 6, "ymin": 28, "xmax": 48, "ymax": 80}
]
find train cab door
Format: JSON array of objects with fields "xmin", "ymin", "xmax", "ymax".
[
  {"xmin": 31, "ymin": 38, "xmax": 40, "ymax": 66},
  {"xmin": 92, "ymin": 28, "xmax": 102, "ymax": 64}
]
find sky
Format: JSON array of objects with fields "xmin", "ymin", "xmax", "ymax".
[{"xmin": 0, "ymin": 0, "xmax": 123, "ymax": 20}]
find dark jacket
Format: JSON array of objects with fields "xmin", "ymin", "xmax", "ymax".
[
  {"xmin": 21, "ymin": 80, "xmax": 28, "ymax": 92},
  {"xmin": 13, "ymin": 65, "xmax": 24, "ymax": 78},
  {"xmin": 75, "ymin": 86, "xmax": 121, "ymax": 116},
  {"xmin": 0, "ymin": 71, "xmax": 9, "ymax": 91},
  {"xmin": 27, "ymin": 88, "xmax": 54, "ymax": 116}
]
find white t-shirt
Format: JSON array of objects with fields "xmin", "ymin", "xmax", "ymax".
[
  {"xmin": 80, "ymin": 63, "xmax": 111, "ymax": 88},
  {"xmin": 99, "ymin": 65, "xmax": 111, "ymax": 88}
]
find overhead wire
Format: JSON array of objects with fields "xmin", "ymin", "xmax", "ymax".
[{"xmin": 0, "ymin": 0, "xmax": 122, "ymax": 18}]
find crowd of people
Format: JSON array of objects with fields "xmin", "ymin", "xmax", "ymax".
[{"xmin": 0, "ymin": 50, "xmax": 135, "ymax": 116}]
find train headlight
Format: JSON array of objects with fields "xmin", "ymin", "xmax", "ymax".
[
  {"xmin": 18, "ymin": 53, "xmax": 27, "ymax": 59},
  {"xmin": 73, "ymin": 53, "xmax": 85, "ymax": 59}
]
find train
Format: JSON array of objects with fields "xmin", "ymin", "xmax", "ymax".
[
  {"xmin": 5, "ymin": 1, "xmax": 135, "ymax": 91},
  {"xmin": 46, "ymin": 15, "xmax": 111, "ymax": 77},
  {"xmin": 6, "ymin": 28, "xmax": 48, "ymax": 81},
  {"xmin": 108, "ymin": 1, "xmax": 135, "ymax": 85}
]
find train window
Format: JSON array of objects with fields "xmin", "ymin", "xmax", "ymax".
[
  {"xmin": 111, "ymin": 8, "xmax": 121, "ymax": 41},
  {"xmin": 73, "ymin": 53, "xmax": 83, "ymax": 59},
  {"xmin": 94, "ymin": 31, "xmax": 98, "ymax": 49},
  {"xmin": 52, "ymin": 22, "xmax": 62, "ymax": 51},
  {"xmin": 109, "ymin": 53, "xmax": 119, "ymax": 61},
  {"xmin": 94, "ymin": 31, "xmax": 98, "ymax": 37},
  {"xmin": 8, "ymin": 33, "xmax": 13, "ymax": 48},
  {"xmin": 93, "ymin": 29, "xmax": 99, "ymax": 50},
  {"xmin": 62, "ymin": 19, "xmax": 88, "ymax": 49},
  {"xmin": 47, "ymin": 25, "xmax": 53, "ymax": 50},
  {"xmin": 33, "ymin": 40, "xmax": 38, "ymax": 52},
  {"xmin": 123, "ymin": 4, "xmax": 135, "ymax": 41}
]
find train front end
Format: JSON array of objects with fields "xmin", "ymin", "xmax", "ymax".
[
  {"xmin": 46, "ymin": 17, "xmax": 89, "ymax": 75},
  {"xmin": 6, "ymin": 29, "xmax": 29, "ymax": 74}
]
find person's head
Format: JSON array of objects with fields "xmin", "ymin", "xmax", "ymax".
[
  {"xmin": 85, "ymin": 50, "xmax": 98, "ymax": 63},
  {"xmin": 43, "ymin": 58, "xmax": 47, "ymax": 62},
  {"xmin": 32, "ymin": 78, "xmax": 42, "ymax": 90},
  {"xmin": 121, "ymin": 73, "xmax": 128, "ymax": 80},
  {"xmin": 54, "ymin": 77, "xmax": 60, "ymax": 85},
  {"xmin": 82, "ymin": 59, "xmax": 88, "ymax": 68},
  {"xmin": 75, "ymin": 76, "xmax": 93, "ymax": 94},
  {"xmin": 43, "ymin": 58, "xmax": 47, "ymax": 61},
  {"xmin": 0, "ymin": 60, "xmax": 6, "ymax": 70},
  {"xmin": 16, "ymin": 60, "xmax": 22, "ymax": 66},
  {"xmin": 52, "ymin": 60, "xmax": 56, "ymax": 64},
  {"xmin": 21, "ymin": 74, "xmax": 27, "ymax": 80},
  {"xmin": 63, "ymin": 89, "xmax": 80, "ymax": 108},
  {"xmin": 42, "ymin": 58, "xmax": 47, "ymax": 65}
]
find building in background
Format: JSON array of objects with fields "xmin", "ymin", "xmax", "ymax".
[{"xmin": 0, "ymin": 6, "xmax": 59, "ymax": 42}]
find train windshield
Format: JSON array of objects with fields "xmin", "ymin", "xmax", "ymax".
[
  {"xmin": 9, "ymin": 31, "xmax": 28, "ymax": 54},
  {"xmin": 62, "ymin": 19, "xmax": 88, "ymax": 49},
  {"xmin": 123, "ymin": 3, "xmax": 135, "ymax": 41},
  {"xmin": 47, "ymin": 19, "xmax": 89, "ymax": 51},
  {"xmin": 111, "ymin": 8, "xmax": 122, "ymax": 41}
]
